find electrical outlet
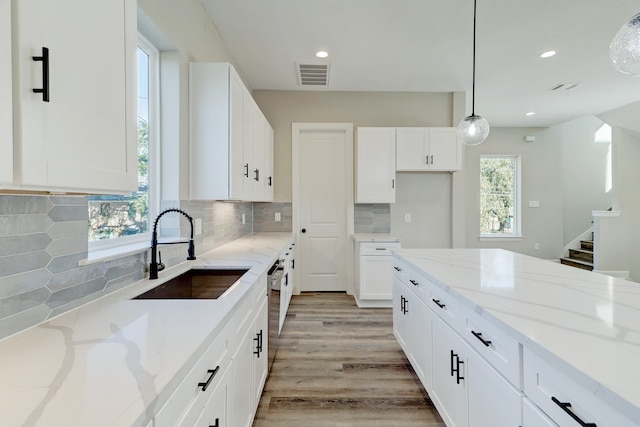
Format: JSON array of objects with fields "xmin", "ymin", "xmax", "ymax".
[
  {"xmin": 275, "ymin": 212, "xmax": 281, "ymax": 222},
  {"xmin": 534, "ymin": 243, "xmax": 540, "ymax": 250},
  {"xmin": 195, "ymin": 218, "xmax": 203, "ymax": 236},
  {"xmin": 404, "ymin": 213, "xmax": 411, "ymax": 223}
]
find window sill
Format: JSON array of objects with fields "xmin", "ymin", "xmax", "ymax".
[
  {"xmin": 478, "ymin": 235, "xmax": 524, "ymax": 242},
  {"xmin": 81, "ymin": 242, "xmax": 150, "ymax": 266}
]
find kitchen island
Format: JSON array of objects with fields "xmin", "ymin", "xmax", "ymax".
[
  {"xmin": 0, "ymin": 233, "xmax": 293, "ymax": 427},
  {"xmin": 393, "ymin": 248, "xmax": 640, "ymax": 427}
]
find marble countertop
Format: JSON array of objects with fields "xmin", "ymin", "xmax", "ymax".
[
  {"xmin": 353, "ymin": 233, "xmax": 401, "ymax": 243},
  {"xmin": 393, "ymin": 248, "xmax": 640, "ymax": 422},
  {"xmin": 0, "ymin": 232, "xmax": 293, "ymax": 427}
]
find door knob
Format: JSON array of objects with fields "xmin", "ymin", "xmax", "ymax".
[{"xmin": 301, "ymin": 228, "xmax": 306, "ymax": 233}]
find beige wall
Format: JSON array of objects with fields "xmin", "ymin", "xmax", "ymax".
[{"xmin": 463, "ymin": 127, "xmax": 565, "ymax": 259}]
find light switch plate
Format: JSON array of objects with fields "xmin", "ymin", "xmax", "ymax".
[
  {"xmin": 275, "ymin": 212, "xmax": 281, "ymax": 222},
  {"xmin": 404, "ymin": 213, "xmax": 411, "ymax": 223},
  {"xmin": 528, "ymin": 201, "xmax": 540, "ymax": 208}
]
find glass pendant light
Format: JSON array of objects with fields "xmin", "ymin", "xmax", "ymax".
[
  {"xmin": 610, "ymin": 13, "xmax": 640, "ymax": 76},
  {"xmin": 457, "ymin": 0, "xmax": 490, "ymax": 146}
]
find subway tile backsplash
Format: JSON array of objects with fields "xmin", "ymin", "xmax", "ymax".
[
  {"xmin": 354, "ymin": 203, "xmax": 391, "ymax": 233},
  {"xmin": 0, "ymin": 195, "xmax": 254, "ymax": 340}
]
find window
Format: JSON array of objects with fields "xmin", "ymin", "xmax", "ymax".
[
  {"xmin": 88, "ymin": 35, "xmax": 159, "ymax": 250},
  {"xmin": 480, "ymin": 155, "xmax": 521, "ymax": 237}
]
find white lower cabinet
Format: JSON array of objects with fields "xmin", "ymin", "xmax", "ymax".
[
  {"xmin": 355, "ymin": 241, "xmax": 401, "ymax": 307},
  {"xmin": 194, "ymin": 363, "xmax": 231, "ymax": 427},
  {"xmin": 155, "ymin": 321, "xmax": 231, "ymax": 427},
  {"xmin": 523, "ymin": 398, "xmax": 558, "ymax": 427},
  {"xmin": 393, "ymin": 272, "xmax": 432, "ymax": 389},
  {"xmin": 431, "ymin": 315, "xmax": 522, "ymax": 427},
  {"xmin": 431, "ymin": 315, "xmax": 469, "ymax": 427},
  {"xmin": 231, "ymin": 276, "xmax": 269, "ymax": 427},
  {"xmin": 523, "ymin": 348, "xmax": 636, "ymax": 427}
]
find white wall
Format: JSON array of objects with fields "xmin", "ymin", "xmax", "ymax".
[
  {"xmin": 604, "ymin": 127, "xmax": 640, "ymax": 280},
  {"xmin": 560, "ymin": 116, "xmax": 613, "ymax": 245},
  {"xmin": 463, "ymin": 127, "xmax": 565, "ymax": 259}
]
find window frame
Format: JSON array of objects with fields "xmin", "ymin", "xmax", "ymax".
[
  {"xmin": 478, "ymin": 154, "xmax": 522, "ymax": 240},
  {"xmin": 87, "ymin": 33, "xmax": 160, "ymax": 253}
]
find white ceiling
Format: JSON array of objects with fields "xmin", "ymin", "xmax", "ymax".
[{"xmin": 201, "ymin": 0, "xmax": 640, "ymax": 127}]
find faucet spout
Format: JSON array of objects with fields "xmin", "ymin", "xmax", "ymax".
[{"xmin": 149, "ymin": 208, "xmax": 196, "ymax": 280}]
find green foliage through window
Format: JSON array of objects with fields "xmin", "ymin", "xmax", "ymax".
[{"xmin": 480, "ymin": 157, "xmax": 516, "ymax": 235}]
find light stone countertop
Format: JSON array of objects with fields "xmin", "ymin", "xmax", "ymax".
[
  {"xmin": 393, "ymin": 248, "xmax": 640, "ymax": 423},
  {"xmin": 352, "ymin": 233, "xmax": 401, "ymax": 243},
  {"xmin": 0, "ymin": 232, "xmax": 293, "ymax": 427}
]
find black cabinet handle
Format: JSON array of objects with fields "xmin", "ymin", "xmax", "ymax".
[
  {"xmin": 291, "ymin": 259, "xmax": 295, "ymax": 269},
  {"xmin": 254, "ymin": 330, "xmax": 263, "ymax": 357},
  {"xmin": 450, "ymin": 350, "xmax": 464, "ymax": 384},
  {"xmin": 285, "ymin": 272, "xmax": 289, "ymax": 286},
  {"xmin": 409, "ymin": 279, "xmax": 419, "ymax": 286},
  {"xmin": 393, "ymin": 266, "xmax": 401, "ymax": 271},
  {"xmin": 197, "ymin": 366, "xmax": 220, "ymax": 392},
  {"xmin": 268, "ymin": 176, "xmax": 272, "ymax": 186},
  {"xmin": 392, "ymin": 179, "xmax": 395, "ymax": 189},
  {"xmin": 403, "ymin": 297, "xmax": 408, "ymax": 314},
  {"xmin": 209, "ymin": 418, "xmax": 220, "ymax": 427},
  {"xmin": 32, "ymin": 47, "xmax": 50, "ymax": 102},
  {"xmin": 400, "ymin": 295, "xmax": 405, "ymax": 313},
  {"xmin": 254, "ymin": 169, "xmax": 260, "ymax": 181},
  {"xmin": 551, "ymin": 397, "xmax": 597, "ymax": 427},
  {"xmin": 471, "ymin": 330, "xmax": 492, "ymax": 347},
  {"xmin": 432, "ymin": 298, "xmax": 446, "ymax": 309},
  {"xmin": 244, "ymin": 163, "xmax": 249, "ymax": 177}
]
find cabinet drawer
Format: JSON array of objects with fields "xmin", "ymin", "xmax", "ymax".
[
  {"xmin": 428, "ymin": 282, "xmax": 460, "ymax": 331},
  {"xmin": 463, "ymin": 309, "xmax": 521, "ymax": 388},
  {"xmin": 155, "ymin": 322, "xmax": 231, "ymax": 427},
  {"xmin": 401, "ymin": 265, "xmax": 427, "ymax": 301},
  {"xmin": 523, "ymin": 397, "xmax": 558, "ymax": 427},
  {"xmin": 523, "ymin": 348, "xmax": 636, "ymax": 427},
  {"xmin": 360, "ymin": 242, "xmax": 400, "ymax": 256}
]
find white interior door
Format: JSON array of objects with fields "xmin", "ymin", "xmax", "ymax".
[{"xmin": 293, "ymin": 123, "xmax": 353, "ymax": 293}]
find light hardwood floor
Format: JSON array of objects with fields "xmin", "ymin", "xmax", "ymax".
[{"xmin": 254, "ymin": 292, "xmax": 445, "ymax": 426}]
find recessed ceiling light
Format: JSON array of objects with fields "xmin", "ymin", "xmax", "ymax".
[
  {"xmin": 315, "ymin": 50, "xmax": 329, "ymax": 58},
  {"xmin": 526, "ymin": 112, "xmax": 536, "ymax": 116},
  {"xmin": 539, "ymin": 50, "xmax": 557, "ymax": 58}
]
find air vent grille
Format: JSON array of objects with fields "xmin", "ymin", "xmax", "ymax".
[
  {"xmin": 549, "ymin": 83, "xmax": 579, "ymax": 91},
  {"xmin": 297, "ymin": 63, "xmax": 330, "ymax": 86}
]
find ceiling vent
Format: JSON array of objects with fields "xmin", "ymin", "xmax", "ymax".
[
  {"xmin": 549, "ymin": 83, "xmax": 579, "ymax": 91},
  {"xmin": 297, "ymin": 63, "xmax": 330, "ymax": 86}
]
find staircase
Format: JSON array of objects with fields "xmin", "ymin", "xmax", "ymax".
[{"xmin": 560, "ymin": 238, "xmax": 594, "ymax": 271}]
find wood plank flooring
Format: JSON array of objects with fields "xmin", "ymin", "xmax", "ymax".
[{"xmin": 253, "ymin": 292, "xmax": 445, "ymax": 426}]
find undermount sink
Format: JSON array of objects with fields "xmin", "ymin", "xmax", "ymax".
[{"xmin": 133, "ymin": 268, "xmax": 249, "ymax": 300}]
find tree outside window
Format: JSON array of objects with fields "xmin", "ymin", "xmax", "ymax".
[{"xmin": 480, "ymin": 156, "xmax": 519, "ymax": 235}]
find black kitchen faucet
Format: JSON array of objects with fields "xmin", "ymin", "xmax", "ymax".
[{"xmin": 149, "ymin": 208, "xmax": 196, "ymax": 279}]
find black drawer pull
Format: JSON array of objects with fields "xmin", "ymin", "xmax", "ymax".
[
  {"xmin": 471, "ymin": 330, "xmax": 492, "ymax": 347},
  {"xmin": 244, "ymin": 163, "xmax": 249, "ymax": 177},
  {"xmin": 432, "ymin": 298, "xmax": 446, "ymax": 309},
  {"xmin": 209, "ymin": 417, "xmax": 220, "ymax": 427},
  {"xmin": 551, "ymin": 396, "xmax": 597, "ymax": 427},
  {"xmin": 375, "ymin": 248, "xmax": 386, "ymax": 251},
  {"xmin": 198, "ymin": 366, "xmax": 220, "ymax": 392},
  {"xmin": 393, "ymin": 266, "xmax": 401, "ymax": 271},
  {"xmin": 409, "ymin": 279, "xmax": 419, "ymax": 286}
]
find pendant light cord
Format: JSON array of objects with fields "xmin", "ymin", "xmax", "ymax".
[{"xmin": 471, "ymin": 0, "xmax": 477, "ymax": 116}]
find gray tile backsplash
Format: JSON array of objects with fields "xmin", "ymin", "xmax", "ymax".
[
  {"xmin": 0, "ymin": 195, "xmax": 254, "ymax": 340},
  {"xmin": 354, "ymin": 203, "xmax": 391, "ymax": 233},
  {"xmin": 253, "ymin": 202, "xmax": 292, "ymax": 232}
]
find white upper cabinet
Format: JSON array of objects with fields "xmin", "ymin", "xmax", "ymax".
[
  {"xmin": 355, "ymin": 127, "xmax": 396, "ymax": 203},
  {"xmin": 9, "ymin": 0, "xmax": 137, "ymax": 194},
  {"xmin": 1, "ymin": 0, "xmax": 12, "ymax": 185},
  {"xmin": 396, "ymin": 127, "xmax": 461, "ymax": 171},
  {"xmin": 190, "ymin": 62, "xmax": 273, "ymax": 201}
]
